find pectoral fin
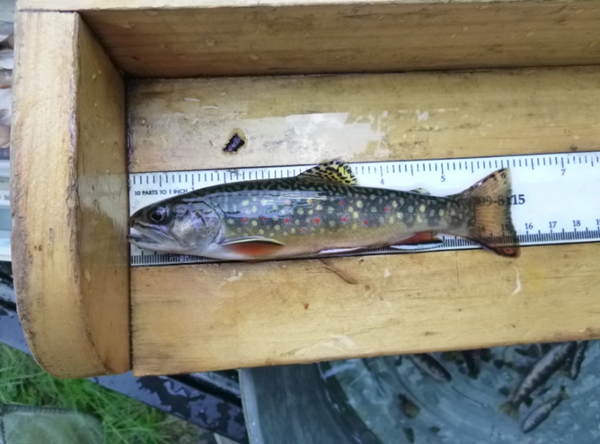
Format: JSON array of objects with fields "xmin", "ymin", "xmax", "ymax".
[{"xmin": 220, "ymin": 237, "xmax": 284, "ymax": 257}]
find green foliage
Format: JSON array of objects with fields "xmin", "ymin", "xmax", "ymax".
[{"xmin": 0, "ymin": 344, "xmax": 198, "ymax": 444}]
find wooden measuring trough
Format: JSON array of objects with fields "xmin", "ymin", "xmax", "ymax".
[{"xmin": 12, "ymin": 0, "xmax": 600, "ymax": 378}]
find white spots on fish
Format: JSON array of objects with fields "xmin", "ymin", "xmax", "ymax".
[
  {"xmin": 327, "ymin": 206, "xmax": 335, "ymax": 214},
  {"xmin": 261, "ymin": 199, "xmax": 268, "ymax": 206},
  {"xmin": 297, "ymin": 208, "xmax": 305, "ymax": 215},
  {"xmin": 352, "ymin": 223, "xmax": 358, "ymax": 230},
  {"xmin": 370, "ymin": 207, "xmax": 378, "ymax": 213},
  {"xmin": 439, "ymin": 209, "xmax": 445, "ymax": 216},
  {"xmin": 320, "ymin": 227, "xmax": 326, "ymax": 233},
  {"xmin": 419, "ymin": 205, "xmax": 426, "ymax": 213},
  {"xmin": 274, "ymin": 225, "xmax": 281, "ymax": 231},
  {"xmin": 308, "ymin": 210, "xmax": 314, "ymax": 215},
  {"xmin": 329, "ymin": 221, "xmax": 336, "ymax": 228},
  {"xmin": 450, "ymin": 209, "xmax": 457, "ymax": 216},
  {"xmin": 295, "ymin": 219, "xmax": 300, "ymax": 225},
  {"xmin": 227, "ymin": 218, "xmax": 235, "ymax": 225},
  {"xmin": 408, "ymin": 205, "xmax": 414, "ymax": 213},
  {"xmin": 388, "ymin": 216, "xmax": 395, "ymax": 224},
  {"xmin": 251, "ymin": 206, "xmax": 258, "ymax": 213},
  {"xmin": 272, "ymin": 216, "xmax": 279, "ymax": 222},
  {"xmin": 258, "ymin": 229, "xmax": 264, "ymax": 235},
  {"xmin": 252, "ymin": 197, "xmax": 257, "ymax": 202},
  {"xmin": 429, "ymin": 209, "xmax": 435, "ymax": 217},
  {"xmin": 348, "ymin": 206, "xmax": 354, "ymax": 213},
  {"xmin": 417, "ymin": 215, "xmax": 424, "ymax": 223},
  {"xmin": 356, "ymin": 200, "xmax": 364, "ymax": 209},
  {"xmin": 397, "ymin": 212, "xmax": 403, "ymax": 220},
  {"xmin": 251, "ymin": 220, "xmax": 258, "ymax": 227},
  {"xmin": 316, "ymin": 204, "xmax": 323, "ymax": 211},
  {"xmin": 378, "ymin": 216, "xmax": 385, "ymax": 224},
  {"xmin": 369, "ymin": 195, "xmax": 377, "ymax": 201},
  {"xmin": 290, "ymin": 228, "xmax": 296, "ymax": 234},
  {"xmin": 392, "ymin": 201, "xmax": 398, "ymax": 208}
]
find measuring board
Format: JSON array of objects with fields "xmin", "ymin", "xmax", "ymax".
[{"xmin": 129, "ymin": 151, "xmax": 600, "ymax": 266}]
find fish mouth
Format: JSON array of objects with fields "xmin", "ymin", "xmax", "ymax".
[{"xmin": 127, "ymin": 232, "xmax": 160, "ymax": 246}]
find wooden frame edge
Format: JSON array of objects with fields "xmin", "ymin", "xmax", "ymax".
[{"xmin": 11, "ymin": 11, "xmax": 130, "ymax": 378}]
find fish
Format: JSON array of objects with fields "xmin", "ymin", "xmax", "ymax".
[
  {"xmin": 128, "ymin": 160, "xmax": 520, "ymax": 261},
  {"xmin": 500, "ymin": 342, "xmax": 575, "ymax": 419},
  {"xmin": 569, "ymin": 341, "xmax": 588, "ymax": 380},
  {"xmin": 520, "ymin": 387, "xmax": 569, "ymax": 433},
  {"xmin": 461, "ymin": 350, "xmax": 480, "ymax": 379},
  {"xmin": 408, "ymin": 353, "xmax": 452, "ymax": 383}
]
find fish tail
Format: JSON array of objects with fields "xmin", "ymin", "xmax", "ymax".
[
  {"xmin": 559, "ymin": 386, "xmax": 571, "ymax": 401},
  {"xmin": 499, "ymin": 401, "xmax": 520, "ymax": 420},
  {"xmin": 457, "ymin": 168, "xmax": 520, "ymax": 257}
]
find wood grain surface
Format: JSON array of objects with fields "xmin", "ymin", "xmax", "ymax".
[
  {"xmin": 19, "ymin": 0, "xmax": 600, "ymax": 77},
  {"xmin": 11, "ymin": 12, "xmax": 130, "ymax": 378},
  {"xmin": 129, "ymin": 67, "xmax": 600, "ymax": 173},
  {"xmin": 129, "ymin": 66, "xmax": 600, "ymax": 375}
]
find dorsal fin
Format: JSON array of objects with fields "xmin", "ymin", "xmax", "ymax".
[
  {"xmin": 410, "ymin": 187, "xmax": 431, "ymax": 195},
  {"xmin": 297, "ymin": 160, "xmax": 357, "ymax": 185}
]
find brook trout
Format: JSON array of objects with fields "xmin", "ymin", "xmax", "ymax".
[{"xmin": 128, "ymin": 160, "xmax": 520, "ymax": 260}]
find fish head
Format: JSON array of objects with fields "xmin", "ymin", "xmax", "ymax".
[{"xmin": 128, "ymin": 199, "xmax": 222, "ymax": 254}]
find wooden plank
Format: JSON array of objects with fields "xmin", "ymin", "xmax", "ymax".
[
  {"xmin": 129, "ymin": 66, "xmax": 600, "ymax": 173},
  {"xmin": 129, "ymin": 66, "xmax": 600, "ymax": 376},
  {"xmin": 14, "ymin": 0, "xmax": 564, "ymax": 10},
  {"xmin": 19, "ymin": 0, "xmax": 600, "ymax": 77},
  {"xmin": 11, "ymin": 12, "xmax": 130, "ymax": 378},
  {"xmin": 133, "ymin": 244, "xmax": 600, "ymax": 375}
]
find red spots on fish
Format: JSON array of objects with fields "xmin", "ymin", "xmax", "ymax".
[
  {"xmin": 241, "ymin": 217, "xmax": 248, "ymax": 224},
  {"xmin": 284, "ymin": 217, "xmax": 291, "ymax": 224},
  {"xmin": 339, "ymin": 201, "xmax": 345, "ymax": 206},
  {"xmin": 341, "ymin": 215, "xmax": 348, "ymax": 223},
  {"xmin": 262, "ymin": 216, "xmax": 267, "ymax": 222},
  {"xmin": 384, "ymin": 206, "xmax": 390, "ymax": 212},
  {"xmin": 314, "ymin": 217, "xmax": 321, "ymax": 225},
  {"xmin": 285, "ymin": 200, "xmax": 291, "ymax": 205},
  {"xmin": 301, "ymin": 227, "xmax": 307, "ymax": 233},
  {"xmin": 363, "ymin": 220, "xmax": 368, "ymax": 226}
]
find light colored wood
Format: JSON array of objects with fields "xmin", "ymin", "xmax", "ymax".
[
  {"xmin": 129, "ymin": 66, "xmax": 600, "ymax": 376},
  {"xmin": 133, "ymin": 244, "xmax": 600, "ymax": 375},
  {"xmin": 11, "ymin": 12, "xmax": 130, "ymax": 378},
  {"xmin": 18, "ymin": 0, "xmax": 600, "ymax": 77},
  {"xmin": 129, "ymin": 67, "xmax": 600, "ymax": 173},
  {"xmin": 17, "ymin": 0, "xmax": 538, "ymax": 9}
]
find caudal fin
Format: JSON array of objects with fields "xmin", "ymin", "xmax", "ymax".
[{"xmin": 457, "ymin": 168, "xmax": 520, "ymax": 258}]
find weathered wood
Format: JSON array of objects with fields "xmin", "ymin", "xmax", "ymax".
[
  {"xmin": 129, "ymin": 66, "xmax": 600, "ymax": 375},
  {"xmin": 11, "ymin": 12, "xmax": 130, "ymax": 378},
  {"xmin": 19, "ymin": 0, "xmax": 600, "ymax": 77},
  {"xmin": 132, "ymin": 244, "xmax": 600, "ymax": 375},
  {"xmin": 129, "ymin": 67, "xmax": 600, "ymax": 173}
]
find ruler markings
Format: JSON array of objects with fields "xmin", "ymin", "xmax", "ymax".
[{"xmin": 129, "ymin": 152, "xmax": 600, "ymax": 266}]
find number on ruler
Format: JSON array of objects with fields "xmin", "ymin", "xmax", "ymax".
[
  {"xmin": 525, "ymin": 223, "xmax": 533, "ymax": 230},
  {"xmin": 573, "ymin": 220, "xmax": 581, "ymax": 227},
  {"xmin": 561, "ymin": 168, "xmax": 566, "ymax": 175},
  {"xmin": 549, "ymin": 221, "xmax": 557, "ymax": 229},
  {"xmin": 441, "ymin": 175, "xmax": 446, "ymax": 182}
]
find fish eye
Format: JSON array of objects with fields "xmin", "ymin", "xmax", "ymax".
[{"xmin": 149, "ymin": 206, "xmax": 169, "ymax": 223}]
